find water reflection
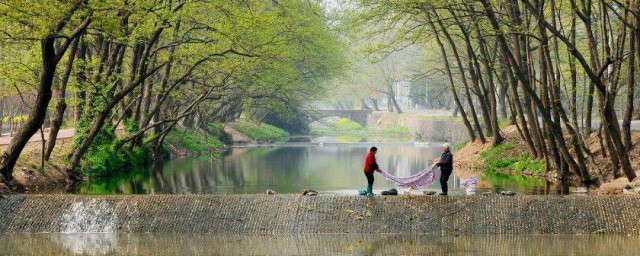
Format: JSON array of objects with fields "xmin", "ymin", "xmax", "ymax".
[
  {"xmin": 73, "ymin": 144, "xmax": 572, "ymax": 195},
  {"xmin": 0, "ymin": 233, "xmax": 638, "ymax": 255}
]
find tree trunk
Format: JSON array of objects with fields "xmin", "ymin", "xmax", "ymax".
[
  {"xmin": 428, "ymin": 14, "xmax": 476, "ymax": 143},
  {"xmin": 0, "ymin": 38, "xmax": 58, "ymax": 181},
  {"xmin": 65, "ymin": 63, "xmax": 166, "ymax": 178},
  {"xmin": 435, "ymin": 16, "xmax": 485, "ymax": 143},
  {"xmin": 45, "ymin": 37, "xmax": 81, "ymax": 160},
  {"xmin": 623, "ymin": 23, "xmax": 636, "ymax": 150},
  {"xmin": 371, "ymin": 98, "xmax": 380, "ymax": 111}
]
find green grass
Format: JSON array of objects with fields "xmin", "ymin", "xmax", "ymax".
[
  {"xmin": 380, "ymin": 125, "xmax": 412, "ymax": 138},
  {"xmin": 482, "ymin": 170, "xmax": 545, "ymax": 190},
  {"xmin": 498, "ymin": 118, "xmax": 512, "ymax": 129},
  {"xmin": 204, "ymin": 123, "xmax": 232, "ymax": 145},
  {"xmin": 332, "ymin": 118, "xmax": 364, "ymax": 131},
  {"xmin": 231, "ymin": 120, "xmax": 289, "ymax": 142},
  {"xmin": 454, "ymin": 141, "xmax": 469, "ymax": 151},
  {"xmin": 166, "ymin": 127, "xmax": 224, "ymax": 152},
  {"xmin": 480, "ymin": 142, "xmax": 545, "ymax": 174}
]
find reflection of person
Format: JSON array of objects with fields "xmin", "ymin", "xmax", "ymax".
[
  {"xmin": 363, "ymin": 146, "xmax": 382, "ymax": 196},
  {"xmin": 435, "ymin": 143, "xmax": 453, "ymax": 196}
]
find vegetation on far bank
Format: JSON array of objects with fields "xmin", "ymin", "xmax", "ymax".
[
  {"xmin": 310, "ymin": 118, "xmax": 413, "ymax": 139},
  {"xmin": 480, "ymin": 143, "xmax": 545, "ymax": 175},
  {"xmin": 231, "ymin": 120, "xmax": 290, "ymax": 142},
  {"xmin": 165, "ymin": 127, "xmax": 226, "ymax": 153}
]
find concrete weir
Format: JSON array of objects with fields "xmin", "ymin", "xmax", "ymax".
[{"xmin": 0, "ymin": 195, "xmax": 639, "ymax": 234}]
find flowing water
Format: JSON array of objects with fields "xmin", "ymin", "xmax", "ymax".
[
  {"xmin": 1, "ymin": 233, "xmax": 639, "ymax": 255},
  {"xmin": 4, "ymin": 139, "xmax": 622, "ymax": 255},
  {"xmin": 72, "ymin": 139, "xmax": 569, "ymax": 195}
]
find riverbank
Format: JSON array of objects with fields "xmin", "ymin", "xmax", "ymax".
[
  {"xmin": 455, "ymin": 125, "xmax": 640, "ymax": 194},
  {"xmin": 0, "ymin": 121, "xmax": 290, "ymax": 194},
  {"xmin": 1, "ymin": 194, "xmax": 640, "ymax": 234},
  {"xmin": 310, "ymin": 111, "xmax": 468, "ymax": 144}
]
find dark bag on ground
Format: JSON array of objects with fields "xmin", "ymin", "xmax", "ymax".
[{"xmin": 381, "ymin": 188, "xmax": 398, "ymax": 196}]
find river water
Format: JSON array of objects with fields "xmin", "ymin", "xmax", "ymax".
[
  {"xmin": 1, "ymin": 233, "xmax": 638, "ymax": 255},
  {"xmin": 72, "ymin": 139, "xmax": 569, "ymax": 195},
  {"xmin": 7, "ymin": 139, "xmax": 635, "ymax": 256}
]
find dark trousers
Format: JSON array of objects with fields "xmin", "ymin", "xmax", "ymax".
[
  {"xmin": 440, "ymin": 169, "xmax": 452, "ymax": 194},
  {"xmin": 365, "ymin": 171, "xmax": 374, "ymax": 186}
]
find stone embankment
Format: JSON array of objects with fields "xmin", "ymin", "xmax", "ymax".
[{"xmin": 1, "ymin": 195, "xmax": 639, "ymax": 234}]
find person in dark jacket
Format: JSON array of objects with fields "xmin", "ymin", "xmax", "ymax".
[
  {"xmin": 436, "ymin": 143, "xmax": 453, "ymax": 195},
  {"xmin": 363, "ymin": 146, "xmax": 381, "ymax": 196}
]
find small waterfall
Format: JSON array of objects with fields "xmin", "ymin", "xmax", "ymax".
[{"xmin": 57, "ymin": 199, "xmax": 118, "ymax": 233}]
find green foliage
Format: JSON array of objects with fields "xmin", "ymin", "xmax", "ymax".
[
  {"xmin": 310, "ymin": 118, "xmax": 416, "ymax": 141},
  {"xmin": 204, "ymin": 124, "xmax": 233, "ymax": 145},
  {"xmin": 512, "ymin": 153, "xmax": 546, "ymax": 174},
  {"xmin": 1, "ymin": 0, "xmax": 345, "ymax": 180},
  {"xmin": 83, "ymin": 144, "xmax": 151, "ymax": 177},
  {"xmin": 0, "ymin": 115, "xmax": 28, "ymax": 123},
  {"xmin": 73, "ymin": 116, "xmax": 152, "ymax": 177},
  {"xmin": 481, "ymin": 143, "xmax": 518, "ymax": 170},
  {"xmin": 124, "ymin": 118, "xmax": 139, "ymax": 134},
  {"xmin": 482, "ymin": 170, "xmax": 545, "ymax": 191},
  {"xmin": 333, "ymin": 118, "xmax": 364, "ymax": 131},
  {"xmin": 380, "ymin": 125, "xmax": 411, "ymax": 137},
  {"xmin": 480, "ymin": 143, "xmax": 545, "ymax": 174},
  {"xmin": 232, "ymin": 121, "xmax": 289, "ymax": 142},
  {"xmin": 498, "ymin": 118, "xmax": 512, "ymax": 129},
  {"xmin": 166, "ymin": 127, "xmax": 225, "ymax": 152}
]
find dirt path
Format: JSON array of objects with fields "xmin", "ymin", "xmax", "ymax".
[{"xmin": 0, "ymin": 129, "xmax": 75, "ymax": 145}]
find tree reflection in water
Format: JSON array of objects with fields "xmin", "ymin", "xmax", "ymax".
[
  {"xmin": 2, "ymin": 233, "xmax": 639, "ymax": 255},
  {"xmin": 72, "ymin": 144, "xmax": 572, "ymax": 195}
]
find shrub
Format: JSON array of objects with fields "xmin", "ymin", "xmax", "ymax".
[{"xmin": 82, "ymin": 143, "xmax": 151, "ymax": 178}]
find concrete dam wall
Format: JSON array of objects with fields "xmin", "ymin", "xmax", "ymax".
[{"xmin": 1, "ymin": 195, "xmax": 639, "ymax": 234}]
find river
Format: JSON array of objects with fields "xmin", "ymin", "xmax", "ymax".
[
  {"xmin": 72, "ymin": 138, "xmax": 569, "ymax": 195},
  {"xmin": 1, "ymin": 233, "xmax": 638, "ymax": 255}
]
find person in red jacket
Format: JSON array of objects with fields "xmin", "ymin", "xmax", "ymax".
[{"xmin": 363, "ymin": 146, "xmax": 382, "ymax": 196}]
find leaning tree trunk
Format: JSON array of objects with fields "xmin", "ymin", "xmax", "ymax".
[
  {"xmin": 435, "ymin": 16, "xmax": 485, "ymax": 143},
  {"xmin": 428, "ymin": 14, "xmax": 476, "ymax": 142},
  {"xmin": 0, "ymin": 38, "xmax": 58, "ymax": 181},
  {"xmin": 45, "ymin": 37, "xmax": 81, "ymax": 160},
  {"xmin": 371, "ymin": 98, "xmax": 380, "ymax": 111}
]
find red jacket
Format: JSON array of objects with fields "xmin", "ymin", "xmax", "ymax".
[{"xmin": 363, "ymin": 152, "xmax": 379, "ymax": 173}]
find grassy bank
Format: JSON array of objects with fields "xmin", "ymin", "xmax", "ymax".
[
  {"xmin": 230, "ymin": 120, "xmax": 289, "ymax": 142},
  {"xmin": 0, "ymin": 123, "xmax": 232, "ymax": 193},
  {"xmin": 165, "ymin": 126, "xmax": 226, "ymax": 154},
  {"xmin": 455, "ymin": 126, "xmax": 548, "ymax": 178},
  {"xmin": 479, "ymin": 143, "xmax": 545, "ymax": 175},
  {"xmin": 454, "ymin": 125, "xmax": 640, "ymax": 195}
]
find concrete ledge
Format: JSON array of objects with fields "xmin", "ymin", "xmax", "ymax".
[{"xmin": 1, "ymin": 195, "xmax": 639, "ymax": 234}]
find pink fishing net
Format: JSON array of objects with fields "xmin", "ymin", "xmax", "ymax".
[{"xmin": 379, "ymin": 164, "xmax": 438, "ymax": 188}]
